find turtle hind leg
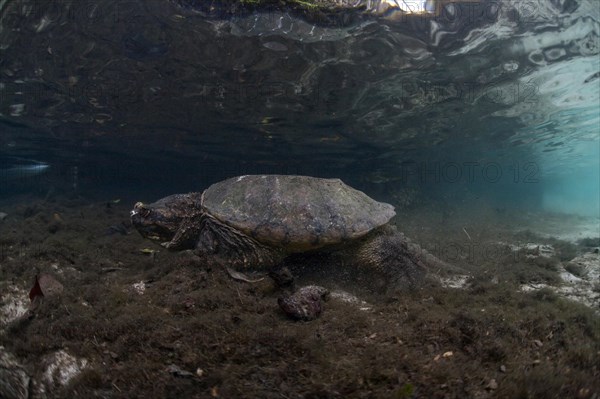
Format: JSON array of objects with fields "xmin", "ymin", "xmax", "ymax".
[
  {"xmin": 195, "ymin": 214, "xmax": 283, "ymax": 269},
  {"xmin": 352, "ymin": 230, "xmax": 427, "ymax": 290}
]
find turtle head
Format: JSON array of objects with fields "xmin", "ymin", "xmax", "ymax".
[{"xmin": 130, "ymin": 193, "xmax": 201, "ymax": 243}]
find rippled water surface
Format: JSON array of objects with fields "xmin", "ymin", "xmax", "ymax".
[{"xmin": 0, "ymin": 0, "xmax": 598, "ymax": 214}]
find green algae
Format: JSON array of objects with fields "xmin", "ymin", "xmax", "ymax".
[{"xmin": 0, "ymin": 194, "xmax": 598, "ymax": 398}]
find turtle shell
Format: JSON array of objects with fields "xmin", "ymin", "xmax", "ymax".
[{"xmin": 201, "ymin": 175, "xmax": 395, "ymax": 251}]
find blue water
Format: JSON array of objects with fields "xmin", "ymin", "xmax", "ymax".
[{"xmin": 0, "ymin": 0, "xmax": 598, "ymax": 220}]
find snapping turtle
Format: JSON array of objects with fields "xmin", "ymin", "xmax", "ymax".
[{"xmin": 131, "ymin": 175, "xmax": 427, "ymax": 287}]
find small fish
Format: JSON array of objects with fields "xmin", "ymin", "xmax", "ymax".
[{"xmin": 226, "ymin": 266, "xmax": 265, "ymax": 283}]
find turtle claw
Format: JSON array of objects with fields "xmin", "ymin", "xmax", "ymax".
[{"xmin": 269, "ymin": 266, "xmax": 295, "ymax": 291}]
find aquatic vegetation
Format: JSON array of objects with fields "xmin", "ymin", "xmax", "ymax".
[
  {"xmin": 395, "ymin": 382, "xmax": 414, "ymax": 398},
  {"xmin": 578, "ymin": 237, "xmax": 600, "ymax": 248},
  {"xmin": 0, "ymin": 197, "xmax": 598, "ymax": 397}
]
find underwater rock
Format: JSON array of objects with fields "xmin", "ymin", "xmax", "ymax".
[
  {"xmin": 130, "ymin": 281, "xmax": 147, "ymax": 295},
  {"xmin": 38, "ymin": 350, "xmax": 88, "ymax": 392},
  {"xmin": 436, "ymin": 275, "xmax": 471, "ymax": 289},
  {"xmin": 0, "ymin": 285, "xmax": 29, "ymax": 329},
  {"xmin": 29, "ymin": 273, "xmax": 64, "ymax": 303},
  {"xmin": 278, "ymin": 285, "xmax": 329, "ymax": 321},
  {"xmin": 0, "ymin": 212, "xmax": 7, "ymax": 221},
  {"xmin": 0, "ymin": 347, "xmax": 30, "ymax": 399},
  {"xmin": 486, "ymin": 379, "xmax": 498, "ymax": 390},
  {"xmin": 521, "ymin": 251, "xmax": 600, "ymax": 310}
]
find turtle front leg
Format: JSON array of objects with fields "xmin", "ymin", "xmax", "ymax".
[
  {"xmin": 162, "ymin": 217, "xmax": 201, "ymax": 250},
  {"xmin": 194, "ymin": 213, "xmax": 284, "ymax": 269}
]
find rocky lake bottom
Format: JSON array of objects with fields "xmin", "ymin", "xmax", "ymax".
[{"xmin": 0, "ymin": 192, "xmax": 599, "ymax": 399}]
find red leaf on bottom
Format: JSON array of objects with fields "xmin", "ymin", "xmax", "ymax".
[{"xmin": 29, "ymin": 275, "xmax": 44, "ymax": 302}]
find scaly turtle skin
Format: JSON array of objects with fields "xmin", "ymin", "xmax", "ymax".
[{"xmin": 131, "ymin": 175, "xmax": 427, "ymax": 288}]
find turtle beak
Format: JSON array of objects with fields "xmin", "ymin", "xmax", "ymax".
[
  {"xmin": 131, "ymin": 202, "xmax": 150, "ymax": 218},
  {"xmin": 130, "ymin": 202, "xmax": 142, "ymax": 217},
  {"xmin": 131, "ymin": 202, "xmax": 153, "ymax": 238}
]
